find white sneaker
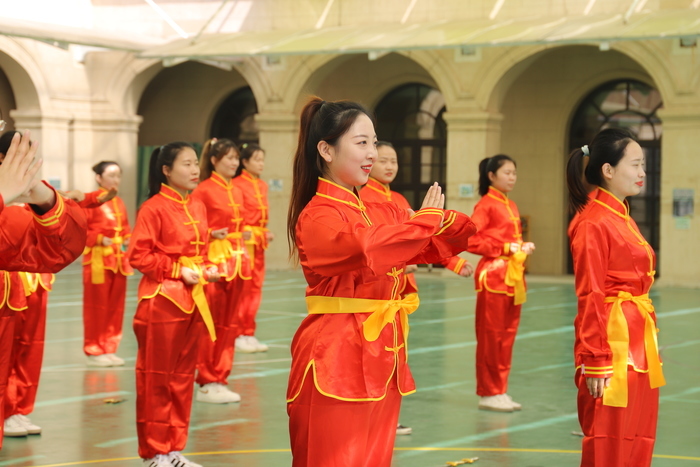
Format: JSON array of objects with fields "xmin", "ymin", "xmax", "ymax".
[
  {"xmin": 168, "ymin": 451, "xmax": 203, "ymax": 467},
  {"xmin": 478, "ymin": 394, "xmax": 514, "ymax": 412},
  {"xmin": 247, "ymin": 335, "xmax": 269, "ymax": 352},
  {"xmin": 503, "ymin": 393, "xmax": 522, "ymax": 411},
  {"xmin": 105, "ymin": 354, "xmax": 125, "ymax": 366},
  {"xmin": 196, "ymin": 383, "xmax": 241, "ymax": 404},
  {"xmin": 142, "ymin": 454, "xmax": 170, "ymax": 467},
  {"xmin": 396, "ymin": 423, "xmax": 412, "ymax": 435},
  {"xmin": 4, "ymin": 415, "xmax": 28, "ymax": 437},
  {"xmin": 86, "ymin": 354, "xmax": 114, "ymax": 367},
  {"xmin": 16, "ymin": 414, "xmax": 41, "ymax": 434},
  {"xmin": 235, "ymin": 335, "xmax": 258, "ymax": 354}
]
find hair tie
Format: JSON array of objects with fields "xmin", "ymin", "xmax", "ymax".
[
  {"xmin": 211, "ymin": 138, "xmax": 218, "ymax": 143},
  {"xmin": 241, "ymin": 143, "xmax": 248, "ymax": 149},
  {"xmin": 581, "ymin": 145, "xmax": 590, "ymax": 156}
]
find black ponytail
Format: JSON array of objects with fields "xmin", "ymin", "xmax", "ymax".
[
  {"xmin": 478, "ymin": 154, "xmax": 516, "ymax": 196},
  {"xmin": 566, "ymin": 128, "xmax": 636, "ymax": 213},
  {"xmin": 147, "ymin": 142, "xmax": 194, "ymax": 198}
]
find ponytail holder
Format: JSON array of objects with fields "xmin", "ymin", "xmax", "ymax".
[
  {"xmin": 241, "ymin": 143, "xmax": 248, "ymax": 149},
  {"xmin": 581, "ymin": 145, "xmax": 590, "ymax": 156},
  {"xmin": 212, "ymin": 138, "xmax": 218, "ymax": 143}
]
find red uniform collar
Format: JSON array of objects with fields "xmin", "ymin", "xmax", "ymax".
[
  {"xmin": 211, "ymin": 171, "xmax": 233, "ymax": 188},
  {"xmin": 364, "ymin": 177, "xmax": 391, "ymax": 199},
  {"xmin": 593, "ymin": 187, "xmax": 629, "ymax": 218},
  {"xmin": 316, "ymin": 177, "xmax": 365, "ymax": 211},
  {"xmin": 158, "ymin": 183, "xmax": 189, "ymax": 203}
]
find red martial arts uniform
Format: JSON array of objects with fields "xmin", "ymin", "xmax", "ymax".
[
  {"xmin": 569, "ymin": 187, "xmax": 665, "ymax": 467},
  {"xmin": 4, "ymin": 272, "xmax": 53, "ymax": 421},
  {"xmin": 287, "ymin": 178, "xmax": 476, "ymax": 467},
  {"xmin": 361, "ymin": 177, "xmax": 470, "ymax": 295},
  {"xmin": 127, "ymin": 184, "xmax": 217, "ymax": 459},
  {"xmin": 466, "ymin": 186, "xmax": 527, "ymax": 397},
  {"xmin": 0, "ymin": 189, "xmax": 87, "ymax": 445},
  {"xmin": 232, "ymin": 169, "xmax": 269, "ymax": 336},
  {"xmin": 82, "ymin": 190, "xmax": 133, "ymax": 356},
  {"xmin": 191, "ymin": 172, "xmax": 252, "ymax": 387}
]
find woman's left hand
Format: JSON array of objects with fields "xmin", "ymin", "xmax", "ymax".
[
  {"xmin": 521, "ymin": 242, "xmax": 536, "ymax": 255},
  {"xmin": 211, "ymin": 228, "xmax": 228, "ymax": 240},
  {"xmin": 459, "ymin": 262, "xmax": 475, "ymax": 277},
  {"xmin": 266, "ymin": 231, "xmax": 275, "ymax": 242},
  {"xmin": 206, "ymin": 267, "xmax": 220, "ymax": 282}
]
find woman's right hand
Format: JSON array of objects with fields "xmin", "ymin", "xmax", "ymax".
[
  {"xmin": 420, "ymin": 182, "xmax": 444, "ymax": 210},
  {"xmin": 181, "ymin": 266, "xmax": 200, "ymax": 285},
  {"xmin": 211, "ymin": 228, "xmax": 228, "ymax": 240},
  {"xmin": 585, "ymin": 376, "xmax": 611, "ymax": 398},
  {"xmin": 102, "ymin": 237, "xmax": 113, "ymax": 246}
]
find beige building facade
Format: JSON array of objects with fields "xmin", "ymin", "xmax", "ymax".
[{"xmin": 0, "ymin": 0, "xmax": 699, "ymax": 286}]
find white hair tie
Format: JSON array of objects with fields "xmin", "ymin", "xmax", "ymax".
[{"xmin": 581, "ymin": 145, "xmax": 590, "ymax": 156}]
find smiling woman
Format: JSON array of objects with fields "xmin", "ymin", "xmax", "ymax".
[{"xmin": 285, "ymin": 97, "xmax": 477, "ymax": 467}]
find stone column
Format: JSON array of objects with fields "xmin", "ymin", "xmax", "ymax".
[
  {"xmin": 255, "ymin": 112, "xmax": 299, "ymax": 271},
  {"xmin": 656, "ymin": 107, "xmax": 700, "ymax": 287}
]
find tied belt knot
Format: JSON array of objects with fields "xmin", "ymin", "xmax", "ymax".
[
  {"xmin": 306, "ymin": 294, "xmax": 420, "ymax": 349},
  {"xmin": 602, "ymin": 291, "xmax": 665, "ymax": 407},
  {"xmin": 178, "ymin": 256, "xmax": 217, "ymax": 342},
  {"xmin": 504, "ymin": 250, "xmax": 527, "ymax": 305},
  {"xmin": 89, "ymin": 236, "xmax": 124, "ymax": 284},
  {"xmin": 208, "ymin": 232, "xmax": 245, "ymax": 264},
  {"xmin": 244, "ymin": 226, "xmax": 269, "ymax": 267}
]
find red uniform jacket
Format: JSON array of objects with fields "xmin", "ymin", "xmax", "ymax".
[
  {"xmin": 287, "ymin": 178, "xmax": 476, "ymax": 402},
  {"xmin": 0, "ymin": 187, "xmax": 87, "ymax": 273},
  {"xmin": 232, "ymin": 169, "xmax": 269, "ymax": 250},
  {"xmin": 191, "ymin": 172, "xmax": 249, "ymax": 281},
  {"xmin": 127, "ymin": 184, "xmax": 211, "ymax": 313},
  {"xmin": 467, "ymin": 186, "xmax": 524, "ymax": 296},
  {"xmin": 569, "ymin": 187, "xmax": 658, "ymax": 377},
  {"xmin": 82, "ymin": 191, "xmax": 133, "ymax": 278}
]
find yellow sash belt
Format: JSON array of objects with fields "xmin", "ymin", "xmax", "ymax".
[
  {"xmin": 245, "ymin": 226, "xmax": 269, "ymax": 267},
  {"xmin": 306, "ymin": 294, "xmax": 420, "ymax": 346},
  {"xmin": 19, "ymin": 272, "xmax": 38, "ymax": 296},
  {"xmin": 208, "ymin": 232, "xmax": 244, "ymax": 263},
  {"xmin": 178, "ymin": 256, "xmax": 217, "ymax": 342},
  {"xmin": 602, "ymin": 291, "xmax": 665, "ymax": 407},
  {"xmin": 89, "ymin": 236, "xmax": 123, "ymax": 285},
  {"xmin": 504, "ymin": 250, "xmax": 527, "ymax": 305}
]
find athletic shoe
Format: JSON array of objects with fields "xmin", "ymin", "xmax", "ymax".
[
  {"xmin": 142, "ymin": 454, "xmax": 170, "ymax": 467},
  {"xmin": 16, "ymin": 414, "xmax": 41, "ymax": 434},
  {"xmin": 247, "ymin": 335, "xmax": 269, "ymax": 352},
  {"xmin": 478, "ymin": 394, "xmax": 514, "ymax": 412},
  {"xmin": 196, "ymin": 383, "xmax": 241, "ymax": 404},
  {"xmin": 168, "ymin": 451, "xmax": 203, "ymax": 467},
  {"xmin": 396, "ymin": 423, "xmax": 412, "ymax": 435},
  {"xmin": 86, "ymin": 354, "xmax": 114, "ymax": 367},
  {"xmin": 503, "ymin": 393, "xmax": 522, "ymax": 411},
  {"xmin": 3, "ymin": 415, "xmax": 28, "ymax": 437},
  {"xmin": 105, "ymin": 354, "xmax": 125, "ymax": 366},
  {"xmin": 235, "ymin": 335, "xmax": 258, "ymax": 354}
]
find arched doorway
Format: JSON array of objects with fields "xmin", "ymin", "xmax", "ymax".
[
  {"xmin": 568, "ymin": 79, "xmax": 663, "ymax": 272},
  {"xmin": 374, "ymin": 83, "xmax": 447, "ymax": 209},
  {"xmin": 210, "ymin": 86, "xmax": 259, "ymax": 145}
]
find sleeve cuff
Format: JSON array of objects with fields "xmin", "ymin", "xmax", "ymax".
[
  {"xmin": 580, "ymin": 364, "xmax": 614, "ymax": 378},
  {"xmin": 171, "ymin": 262, "xmax": 181, "ymax": 279},
  {"xmin": 435, "ymin": 211, "xmax": 457, "ymax": 236},
  {"xmin": 33, "ymin": 187, "xmax": 64, "ymax": 228},
  {"xmin": 452, "ymin": 257, "xmax": 466, "ymax": 274},
  {"xmin": 503, "ymin": 243, "xmax": 511, "ymax": 255}
]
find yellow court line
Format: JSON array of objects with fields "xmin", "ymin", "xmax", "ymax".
[{"xmin": 29, "ymin": 447, "xmax": 700, "ymax": 466}]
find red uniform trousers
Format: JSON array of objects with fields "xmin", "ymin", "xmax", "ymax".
[
  {"xmin": 238, "ymin": 244, "xmax": 264, "ymax": 336},
  {"xmin": 4, "ymin": 287, "xmax": 48, "ymax": 418},
  {"xmin": 134, "ymin": 295, "xmax": 202, "ymax": 459},
  {"xmin": 0, "ymin": 305, "xmax": 16, "ymax": 445},
  {"xmin": 196, "ymin": 277, "xmax": 247, "ymax": 386},
  {"xmin": 576, "ymin": 369, "xmax": 658, "ymax": 467},
  {"xmin": 288, "ymin": 374, "xmax": 402, "ymax": 467},
  {"xmin": 475, "ymin": 290, "xmax": 521, "ymax": 396},
  {"xmin": 83, "ymin": 267, "xmax": 127, "ymax": 356}
]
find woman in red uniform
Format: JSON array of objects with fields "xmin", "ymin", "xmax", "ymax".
[
  {"xmin": 3, "ymin": 271, "xmax": 52, "ymax": 437},
  {"xmin": 466, "ymin": 155, "xmax": 535, "ymax": 412},
  {"xmin": 567, "ymin": 128, "xmax": 665, "ymax": 467},
  {"xmin": 0, "ymin": 131, "xmax": 87, "ymax": 445},
  {"xmin": 192, "ymin": 138, "xmax": 251, "ymax": 404},
  {"xmin": 128, "ymin": 142, "xmax": 219, "ymax": 467},
  {"xmin": 82, "ymin": 161, "xmax": 133, "ymax": 367},
  {"xmin": 286, "ymin": 98, "xmax": 476, "ymax": 467},
  {"xmin": 232, "ymin": 143, "xmax": 272, "ymax": 353}
]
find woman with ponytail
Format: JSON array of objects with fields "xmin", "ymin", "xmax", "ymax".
[
  {"xmin": 81, "ymin": 161, "xmax": 133, "ymax": 368},
  {"xmin": 466, "ymin": 154, "xmax": 534, "ymax": 412},
  {"xmin": 191, "ymin": 138, "xmax": 251, "ymax": 404},
  {"xmin": 231, "ymin": 142, "xmax": 271, "ymax": 353},
  {"xmin": 567, "ymin": 128, "xmax": 665, "ymax": 467},
  {"xmin": 127, "ymin": 142, "xmax": 220, "ymax": 467},
  {"xmin": 286, "ymin": 97, "xmax": 476, "ymax": 467}
]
